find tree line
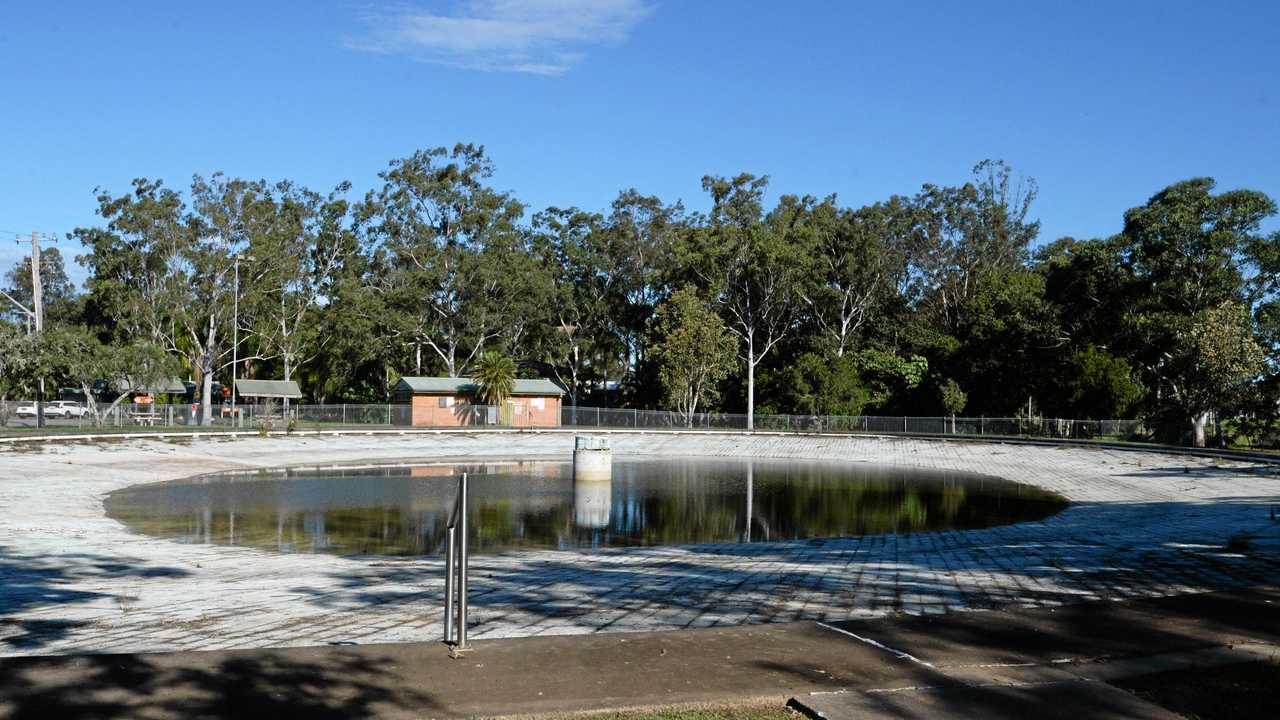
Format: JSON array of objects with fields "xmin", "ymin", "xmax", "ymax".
[{"xmin": 1, "ymin": 144, "xmax": 1277, "ymax": 445}]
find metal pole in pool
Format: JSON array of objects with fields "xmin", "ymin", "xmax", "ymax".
[
  {"xmin": 443, "ymin": 525, "xmax": 455, "ymax": 642},
  {"xmin": 457, "ymin": 472, "xmax": 470, "ymax": 650}
]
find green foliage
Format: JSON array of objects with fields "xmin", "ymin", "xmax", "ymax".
[
  {"xmin": 1058, "ymin": 346, "xmax": 1142, "ymax": 419},
  {"xmin": 938, "ymin": 378, "xmax": 967, "ymax": 416},
  {"xmin": 650, "ymin": 287, "xmax": 737, "ymax": 423},
  {"xmin": 0, "ymin": 324, "xmax": 36, "ymax": 425},
  {"xmin": 363, "ymin": 144, "xmax": 529, "ymax": 379},
  {"xmin": 762, "ymin": 351, "xmax": 869, "ymax": 417},
  {"xmin": 472, "ymin": 351, "xmax": 516, "ymax": 407},
  {"xmin": 677, "ymin": 174, "xmax": 811, "ymax": 425},
  {"xmin": 35, "ymin": 326, "xmax": 177, "ymax": 427},
  {"xmin": 0, "ymin": 146, "xmax": 1273, "ymax": 446},
  {"xmin": 854, "ymin": 348, "xmax": 928, "ymax": 410},
  {"xmin": 1176, "ymin": 302, "xmax": 1265, "ymax": 415},
  {"xmin": 2, "ymin": 248, "xmax": 77, "ymax": 324}
]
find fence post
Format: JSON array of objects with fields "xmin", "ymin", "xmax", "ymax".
[
  {"xmin": 633, "ymin": 408, "xmax": 637, "ymax": 428},
  {"xmin": 342, "ymin": 404, "xmax": 347, "ymax": 425},
  {"xmin": 595, "ymin": 407, "xmax": 600, "ymax": 427},
  {"xmin": 902, "ymin": 416, "xmax": 907, "ymax": 433},
  {"xmin": 386, "ymin": 404, "xmax": 391, "ymax": 425}
]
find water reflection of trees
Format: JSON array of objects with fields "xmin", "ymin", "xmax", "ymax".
[{"xmin": 105, "ymin": 460, "xmax": 1067, "ymax": 556}]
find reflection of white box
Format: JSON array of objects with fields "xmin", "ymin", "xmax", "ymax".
[
  {"xmin": 574, "ymin": 477, "xmax": 612, "ymax": 529},
  {"xmin": 531, "ymin": 398, "xmax": 545, "ymax": 410}
]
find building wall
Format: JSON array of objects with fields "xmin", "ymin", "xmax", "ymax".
[
  {"xmin": 508, "ymin": 395, "xmax": 561, "ymax": 427},
  {"xmin": 402, "ymin": 393, "xmax": 561, "ymax": 427}
]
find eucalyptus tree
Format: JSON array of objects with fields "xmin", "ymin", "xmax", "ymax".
[
  {"xmin": 305, "ymin": 243, "xmax": 390, "ymax": 403},
  {"xmin": 242, "ymin": 180, "xmax": 356, "ymax": 387},
  {"xmin": 362, "ymin": 144, "xmax": 526, "ymax": 377},
  {"xmin": 528, "ymin": 206, "xmax": 610, "ymax": 405},
  {"xmin": 75, "ymin": 177, "xmax": 245, "ymax": 424},
  {"xmin": 3, "ymin": 248, "xmax": 78, "ymax": 325},
  {"xmin": 683, "ymin": 174, "xmax": 810, "ymax": 429},
  {"xmin": 800, "ymin": 196, "xmax": 915, "ymax": 357},
  {"xmin": 650, "ymin": 286, "xmax": 736, "ymax": 426},
  {"xmin": 911, "ymin": 160, "xmax": 1040, "ymax": 335},
  {"xmin": 0, "ymin": 323, "xmax": 35, "ymax": 425},
  {"xmin": 36, "ymin": 325, "xmax": 176, "ymax": 428},
  {"xmin": 1118, "ymin": 178, "xmax": 1276, "ymax": 442},
  {"xmin": 601, "ymin": 189, "xmax": 685, "ymax": 379}
]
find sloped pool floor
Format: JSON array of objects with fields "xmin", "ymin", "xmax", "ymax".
[{"xmin": 2, "ymin": 431, "xmax": 1279, "ymax": 656}]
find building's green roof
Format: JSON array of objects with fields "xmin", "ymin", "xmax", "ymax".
[
  {"xmin": 235, "ymin": 379, "xmax": 303, "ymax": 398},
  {"xmin": 120, "ymin": 377, "xmax": 188, "ymax": 394},
  {"xmin": 395, "ymin": 377, "xmax": 564, "ymax": 397}
]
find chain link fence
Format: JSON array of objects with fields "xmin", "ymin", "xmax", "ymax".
[
  {"xmin": 0, "ymin": 398, "xmax": 1152, "ymax": 442},
  {"xmin": 0, "ymin": 401, "xmax": 530, "ymax": 433},
  {"xmin": 558, "ymin": 407, "xmax": 1147, "ymax": 440}
]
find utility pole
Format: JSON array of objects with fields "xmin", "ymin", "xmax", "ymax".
[
  {"xmin": 230, "ymin": 254, "xmax": 254, "ymax": 427},
  {"xmin": 24, "ymin": 232, "xmax": 47, "ymax": 428},
  {"xmin": 2, "ymin": 231, "xmax": 52, "ymax": 429}
]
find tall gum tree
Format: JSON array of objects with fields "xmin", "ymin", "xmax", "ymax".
[
  {"xmin": 242, "ymin": 180, "xmax": 355, "ymax": 393},
  {"xmin": 75, "ymin": 177, "xmax": 244, "ymax": 425},
  {"xmin": 800, "ymin": 195, "xmax": 915, "ymax": 358},
  {"xmin": 650, "ymin": 286, "xmax": 737, "ymax": 426},
  {"xmin": 1120, "ymin": 178, "xmax": 1276, "ymax": 444},
  {"xmin": 601, "ymin": 190, "xmax": 684, "ymax": 382},
  {"xmin": 684, "ymin": 174, "xmax": 808, "ymax": 429},
  {"xmin": 362, "ymin": 144, "xmax": 526, "ymax": 378},
  {"xmin": 529, "ymin": 206, "xmax": 611, "ymax": 406},
  {"xmin": 912, "ymin": 160, "xmax": 1040, "ymax": 336}
]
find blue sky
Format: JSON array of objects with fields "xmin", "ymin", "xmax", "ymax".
[{"xmin": 1, "ymin": 1, "xmax": 1277, "ymax": 284}]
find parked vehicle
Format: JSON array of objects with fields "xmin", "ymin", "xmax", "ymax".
[
  {"xmin": 18, "ymin": 401, "xmax": 92, "ymax": 419},
  {"xmin": 48, "ymin": 401, "xmax": 91, "ymax": 418}
]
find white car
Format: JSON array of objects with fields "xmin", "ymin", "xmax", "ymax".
[
  {"xmin": 16, "ymin": 401, "xmax": 90, "ymax": 419},
  {"xmin": 49, "ymin": 401, "xmax": 91, "ymax": 418}
]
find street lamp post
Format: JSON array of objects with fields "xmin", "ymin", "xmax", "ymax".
[{"xmin": 230, "ymin": 254, "xmax": 254, "ymax": 427}]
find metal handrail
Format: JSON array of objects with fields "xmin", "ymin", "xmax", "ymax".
[{"xmin": 443, "ymin": 472, "xmax": 469, "ymax": 650}]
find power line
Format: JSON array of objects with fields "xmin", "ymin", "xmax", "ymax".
[{"xmin": 0, "ymin": 229, "xmax": 62, "ymax": 241}]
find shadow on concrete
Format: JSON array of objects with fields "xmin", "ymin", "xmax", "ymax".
[
  {"xmin": 786, "ymin": 587, "xmax": 1280, "ymax": 719},
  {"xmin": 829, "ymin": 586, "xmax": 1280, "ymax": 667},
  {"xmin": 283, "ymin": 497, "xmax": 1280, "ymax": 640},
  {"xmin": 0, "ymin": 649, "xmax": 439, "ymax": 720},
  {"xmin": 0, "ymin": 544, "xmax": 191, "ymax": 653},
  {"xmin": 1113, "ymin": 462, "xmax": 1280, "ymax": 480}
]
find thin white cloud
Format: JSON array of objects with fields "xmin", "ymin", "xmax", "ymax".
[{"xmin": 347, "ymin": 1, "xmax": 653, "ymax": 75}]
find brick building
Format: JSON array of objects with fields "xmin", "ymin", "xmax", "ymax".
[{"xmin": 391, "ymin": 377, "xmax": 564, "ymax": 428}]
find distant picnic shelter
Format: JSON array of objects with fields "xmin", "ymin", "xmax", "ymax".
[{"xmin": 234, "ymin": 379, "xmax": 303, "ymax": 405}]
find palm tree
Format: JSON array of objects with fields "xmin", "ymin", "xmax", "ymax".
[{"xmin": 473, "ymin": 351, "xmax": 516, "ymax": 424}]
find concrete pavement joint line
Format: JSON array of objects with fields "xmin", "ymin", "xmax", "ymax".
[
  {"xmin": 815, "ymin": 621, "xmax": 936, "ymax": 668},
  {"xmin": 2, "ymin": 433, "xmax": 1280, "ymax": 656}
]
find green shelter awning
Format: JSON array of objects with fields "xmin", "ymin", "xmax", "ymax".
[{"xmin": 235, "ymin": 379, "xmax": 303, "ymax": 399}]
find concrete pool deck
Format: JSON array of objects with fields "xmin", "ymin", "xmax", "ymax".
[
  {"xmin": 2, "ymin": 586, "xmax": 1278, "ymax": 718},
  {"xmin": 2, "ymin": 431, "xmax": 1279, "ymax": 657}
]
